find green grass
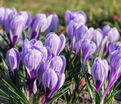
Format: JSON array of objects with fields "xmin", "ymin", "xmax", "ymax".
[{"xmin": 0, "ymin": 0, "xmax": 121, "ymax": 18}]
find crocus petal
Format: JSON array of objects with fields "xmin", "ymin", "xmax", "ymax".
[
  {"xmin": 0, "ymin": 7, "xmax": 5, "ymax": 24},
  {"xmin": 48, "ymin": 14, "xmax": 59, "ymax": 32},
  {"xmin": 42, "ymin": 69, "xmax": 58, "ymax": 90},
  {"xmin": 92, "ymin": 29, "xmax": 103, "ymax": 53}
]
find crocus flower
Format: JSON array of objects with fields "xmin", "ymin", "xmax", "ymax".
[
  {"xmin": 23, "ymin": 49, "xmax": 42, "ymax": 79},
  {"xmin": 21, "ymin": 39, "xmax": 50, "ymax": 96},
  {"xmin": 47, "ymin": 12, "xmax": 59, "ymax": 32},
  {"xmin": 21, "ymin": 39, "xmax": 48, "ymax": 79},
  {"xmin": 102, "ymin": 25, "xmax": 111, "ymax": 37},
  {"xmin": 109, "ymin": 42, "xmax": 121, "ymax": 54},
  {"xmin": 76, "ymin": 39, "xmax": 96, "ymax": 66},
  {"xmin": 65, "ymin": 10, "xmax": 87, "ymax": 25},
  {"xmin": 9, "ymin": 11, "xmax": 31, "ymax": 47},
  {"xmin": 102, "ymin": 27, "xmax": 120, "ymax": 58},
  {"xmin": 92, "ymin": 29, "xmax": 103, "ymax": 53},
  {"xmin": 30, "ymin": 13, "xmax": 49, "ymax": 39},
  {"xmin": 92, "ymin": 57, "xmax": 108, "ymax": 93},
  {"xmin": 75, "ymin": 25, "xmax": 94, "ymax": 41},
  {"xmin": 101, "ymin": 49, "xmax": 121, "ymax": 103},
  {"xmin": 4, "ymin": 8, "xmax": 17, "ymax": 34},
  {"xmin": 45, "ymin": 32, "xmax": 66, "ymax": 56},
  {"xmin": 41, "ymin": 56, "xmax": 66, "ymax": 104},
  {"xmin": 66, "ymin": 20, "xmax": 81, "ymax": 49},
  {"xmin": 6, "ymin": 48, "xmax": 20, "ymax": 73},
  {"xmin": 0, "ymin": 7, "xmax": 5, "ymax": 25}
]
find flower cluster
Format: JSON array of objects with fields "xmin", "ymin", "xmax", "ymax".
[{"xmin": 1, "ymin": 7, "xmax": 121, "ymax": 104}]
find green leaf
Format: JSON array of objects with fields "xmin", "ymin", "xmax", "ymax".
[{"xmin": 48, "ymin": 87, "xmax": 69, "ymax": 104}]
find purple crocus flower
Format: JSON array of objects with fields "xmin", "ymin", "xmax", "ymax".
[
  {"xmin": 6, "ymin": 48, "xmax": 20, "ymax": 73},
  {"xmin": 101, "ymin": 49, "xmax": 121, "ymax": 103},
  {"xmin": 23, "ymin": 49, "xmax": 42, "ymax": 79},
  {"xmin": 92, "ymin": 29, "xmax": 103, "ymax": 53},
  {"xmin": 45, "ymin": 32, "xmax": 66, "ymax": 56},
  {"xmin": 76, "ymin": 39, "xmax": 96, "ymax": 66},
  {"xmin": 47, "ymin": 12, "xmax": 59, "ymax": 32},
  {"xmin": 92, "ymin": 57, "xmax": 108, "ymax": 93},
  {"xmin": 102, "ymin": 27, "xmax": 120, "ymax": 58},
  {"xmin": 30, "ymin": 13, "xmax": 49, "ymax": 39},
  {"xmin": 75, "ymin": 25, "xmax": 88, "ymax": 41},
  {"xmin": 66, "ymin": 20, "xmax": 81, "ymax": 49},
  {"xmin": 4, "ymin": 8, "xmax": 17, "ymax": 34},
  {"xmin": 102, "ymin": 25, "xmax": 111, "ymax": 37},
  {"xmin": 65, "ymin": 10, "xmax": 87, "ymax": 25},
  {"xmin": 9, "ymin": 11, "xmax": 31, "ymax": 48},
  {"xmin": 109, "ymin": 42, "xmax": 121, "ymax": 54},
  {"xmin": 0, "ymin": 7, "xmax": 5, "ymax": 25},
  {"xmin": 75, "ymin": 25, "xmax": 94, "ymax": 41},
  {"xmin": 41, "ymin": 56, "xmax": 66, "ymax": 104},
  {"xmin": 21, "ymin": 39, "xmax": 50, "ymax": 96}
]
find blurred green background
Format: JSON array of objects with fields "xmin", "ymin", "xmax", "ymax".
[
  {"xmin": 0, "ymin": 0, "xmax": 121, "ymax": 17},
  {"xmin": 0, "ymin": 0, "xmax": 121, "ymax": 28}
]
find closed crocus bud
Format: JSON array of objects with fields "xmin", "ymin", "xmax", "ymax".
[
  {"xmin": 65, "ymin": 10, "xmax": 86, "ymax": 25},
  {"xmin": 30, "ymin": 13, "xmax": 49, "ymax": 39},
  {"xmin": 47, "ymin": 12, "xmax": 59, "ymax": 32},
  {"xmin": 92, "ymin": 29, "xmax": 103, "ymax": 53},
  {"xmin": 107, "ymin": 27, "xmax": 120, "ymax": 43},
  {"xmin": 9, "ymin": 13, "xmax": 26, "ymax": 47},
  {"xmin": 45, "ymin": 32, "xmax": 65, "ymax": 56},
  {"xmin": 76, "ymin": 39, "xmax": 96, "ymax": 66},
  {"xmin": 92, "ymin": 57, "xmax": 108, "ymax": 93},
  {"xmin": 23, "ymin": 49, "xmax": 42, "ymax": 79},
  {"xmin": 0, "ymin": 7, "xmax": 5, "ymax": 24},
  {"xmin": 102, "ymin": 25, "xmax": 111, "ymax": 37},
  {"xmin": 101, "ymin": 50, "xmax": 121, "ymax": 103},
  {"xmin": 4, "ymin": 8, "xmax": 17, "ymax": 34},
  {"xmin": 6, "ymin": 48, "xmax": 20, "ymax": 72}
]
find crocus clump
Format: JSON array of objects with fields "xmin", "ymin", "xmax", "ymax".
[
  {"xmin": 101, "ymin": 42, "xmax": 121, "ymax": 103},
  {"xmin": 41, "ymin": 56, "xmax": 66, "ymax": 104}
]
